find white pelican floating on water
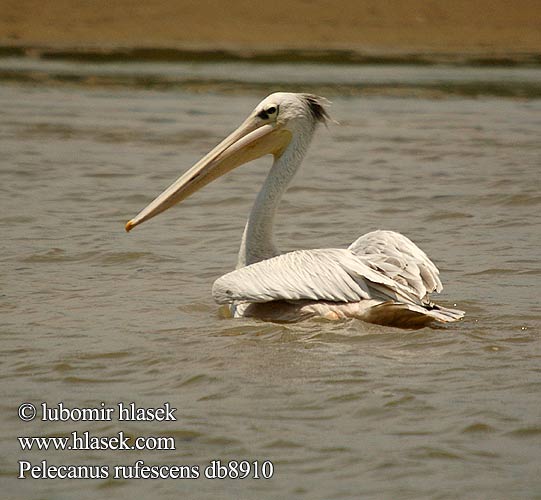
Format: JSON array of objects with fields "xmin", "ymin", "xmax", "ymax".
[{"xmin": 126, "ymin": 93, "xmax": 464, "ymax": 328}]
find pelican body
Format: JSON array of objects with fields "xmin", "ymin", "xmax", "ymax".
[{"xmin": 126, "ymin": 93, "xmax": 464, "ymax": 328}]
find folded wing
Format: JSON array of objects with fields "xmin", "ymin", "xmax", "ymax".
[
  {"xmin": 212, "ymin": 231, "xmax": 439, "ymax": 307},
  {"xmin": 348, "ymin": 230, "xmax": 442, "ymax": 299}
]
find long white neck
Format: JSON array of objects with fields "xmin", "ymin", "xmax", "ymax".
[{"xmin": 236, "ymin": 127, "xmax": 315, "ymax": 268}]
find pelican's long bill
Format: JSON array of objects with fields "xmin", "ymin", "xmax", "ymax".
[{"xmin": 125, "ymin": 118, "xmax": 292, "ymax": 232}]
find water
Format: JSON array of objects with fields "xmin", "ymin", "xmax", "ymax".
[{"xmin": 1, "ymin": 59, "xmax": 541, "ymax": 499}]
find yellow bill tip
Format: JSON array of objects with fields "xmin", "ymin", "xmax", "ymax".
[{"xmin": 125, "ymin": 220, "xmax": 135, "ymax": 232}]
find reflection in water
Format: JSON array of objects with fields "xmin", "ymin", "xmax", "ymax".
[{"xmin": 1, "ymin": 60, "xmax": 540, "ymax": 499}]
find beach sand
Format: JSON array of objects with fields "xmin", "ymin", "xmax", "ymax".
[{"xmin": 1, "ymin": 0, "xmax": 540, "ymax": 61}]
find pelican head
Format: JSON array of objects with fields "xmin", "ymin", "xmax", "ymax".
[{"xmin": 125, "ymin": 93, "xmax": 329, "ymax": 231}]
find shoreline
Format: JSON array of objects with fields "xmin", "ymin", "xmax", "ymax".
[
  {"xmin": 2, "ymin": 44, "xmax": 540, "ymax": 67},
  {"xmin": 2, "ymin": 0, "xmax": 540, "ymax": 67}
]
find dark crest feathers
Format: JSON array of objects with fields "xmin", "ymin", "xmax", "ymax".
[{"xmin": 301, "ymin": 94, "xmax": 330, "ymax": 123}]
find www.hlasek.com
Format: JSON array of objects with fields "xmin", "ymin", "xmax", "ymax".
[{"xmin": 17, "ymin": 402, "xmax": 274, "ymax": 480}]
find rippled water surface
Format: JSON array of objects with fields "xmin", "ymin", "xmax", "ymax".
[{"xmin": 2, "ymin": 59, "xmax": 541, "ymax": 499}]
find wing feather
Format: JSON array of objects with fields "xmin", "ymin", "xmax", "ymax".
[
  {"xmin": 348, "ymin": 230, "xmax": 442, "ymax": 299},
  {"xmin": 212, "ymin": 247, "xmax": 421, "ymax": 306}
]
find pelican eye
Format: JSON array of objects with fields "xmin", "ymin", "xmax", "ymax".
[{"xmin": 257, "ymin": 105, "xmax": 278, "ymax": 120}]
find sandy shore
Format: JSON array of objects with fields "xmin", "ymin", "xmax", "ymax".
[{"xmin": 1, "ymin": 0, "xmax": 540, "ymax": 62}]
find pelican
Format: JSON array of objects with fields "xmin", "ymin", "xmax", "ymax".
[{"xmin": 126, "ymin": 93, "xmax": 464, "ymax": 328}]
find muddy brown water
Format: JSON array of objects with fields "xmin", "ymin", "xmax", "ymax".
[{"xmin": 1, "ymin": 59, "xmax": 540, "ymax": 499}]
